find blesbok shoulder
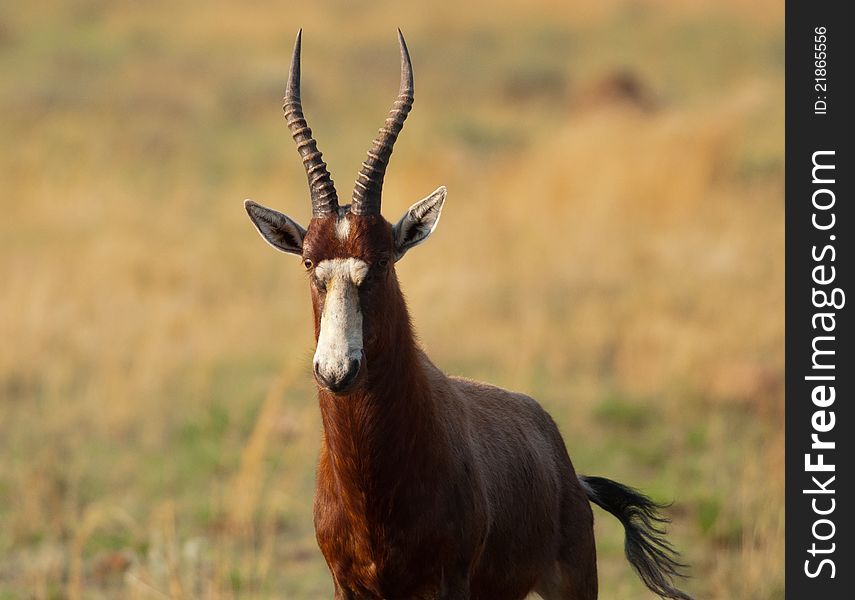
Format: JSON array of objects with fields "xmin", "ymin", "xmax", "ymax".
[{"xmin": 244, "ymin": 29, "xmax": 693, "ymax": 600}]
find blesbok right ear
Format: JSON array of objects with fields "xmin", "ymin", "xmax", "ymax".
[{"xmin": 244, "ymin": 200, "xmax": 306, "ymax": 255}]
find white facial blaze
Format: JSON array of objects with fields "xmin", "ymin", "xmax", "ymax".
[
  {"xmin": 335, "ymin": 216, "xmax": 351, "ymax": 241},
  {"xmin": 313, "ymin": 258, "xmax": 369, "ymax": 384}
]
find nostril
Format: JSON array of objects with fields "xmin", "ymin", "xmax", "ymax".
[
  {"xmin": 333, "ymin": 359, "xmax": 361, "ymax": 392},
  {"xmin": 313, "ymin": 363, "xmax": 330, "ymax": 388},
  {"xmin": 348, "ymin": 358, "xmax": 361, "ymax": 377}
]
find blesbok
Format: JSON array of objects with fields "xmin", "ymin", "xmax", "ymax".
[{"xmin": 244, "ymin": 30, "xmax": 693, "ymax": 600}]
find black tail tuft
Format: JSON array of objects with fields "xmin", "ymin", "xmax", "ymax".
[{"xmin": 580, "ymin": 475, "xmax": 694, "ymax": 600}]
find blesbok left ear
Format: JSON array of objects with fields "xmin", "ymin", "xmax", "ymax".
[
  {"xmin": 244, "ymin": 200, "xmax": 307, "ymax": 255},
  {"xmin": 392, "ymin": 186, "xmax": 447, "ymax": 261}
]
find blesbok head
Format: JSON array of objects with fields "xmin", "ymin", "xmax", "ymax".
[{"xmin": 244, "ymin": 30, "xmax": 446, "ymax": 395}]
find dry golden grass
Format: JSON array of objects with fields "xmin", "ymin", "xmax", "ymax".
[{"xmin": 1, "ymin": 0, "xmax": 782, "ymax": 598}]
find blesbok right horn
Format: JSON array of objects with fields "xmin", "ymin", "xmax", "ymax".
[{"xmin": 283, "ymin": 30, "xmax": 339, "ymax": 218}]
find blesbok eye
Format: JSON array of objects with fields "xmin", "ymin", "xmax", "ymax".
[
  {"xmin": 304, "ymin": 259, "xmax": 314, "ymax": 270},
  {"xmin": 377, "ymin": 258, "xmax": 389, "ymax": 269}
]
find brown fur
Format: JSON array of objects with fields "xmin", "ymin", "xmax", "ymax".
[{"xmin": 303, "ymin": 214, "xmax": 598, "ymax": 600}]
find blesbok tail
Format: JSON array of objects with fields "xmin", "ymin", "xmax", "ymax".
[{"xmin": 579, "ymin": 475, "xmax": 694, "ymax": 600}]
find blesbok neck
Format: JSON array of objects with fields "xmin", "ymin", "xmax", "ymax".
[{"xmin": 316, "ymin": 276, "xmax": 441, "ymax": 503}]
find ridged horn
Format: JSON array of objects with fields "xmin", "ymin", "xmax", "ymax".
[
  {"xmin": 351, "ymin": 29, "xmax": 414, "ymax": 216},
  {"xmin": 283, "ymin": 30, "xmax": 339, "ymax": 218}
]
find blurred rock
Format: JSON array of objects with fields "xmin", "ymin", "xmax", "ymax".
[{"xmin": 575, "ymin": 69, "xmax": 660, "ymax": 113}]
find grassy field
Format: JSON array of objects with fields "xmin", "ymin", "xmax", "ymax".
[{"xmin": 0, "ymin": 0, "xmax": 783, "ymax": 598}]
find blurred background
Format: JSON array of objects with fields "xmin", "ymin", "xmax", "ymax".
[{"xmin": 0, "ymin": 0, "xmax": 783, "ymax": 598}]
